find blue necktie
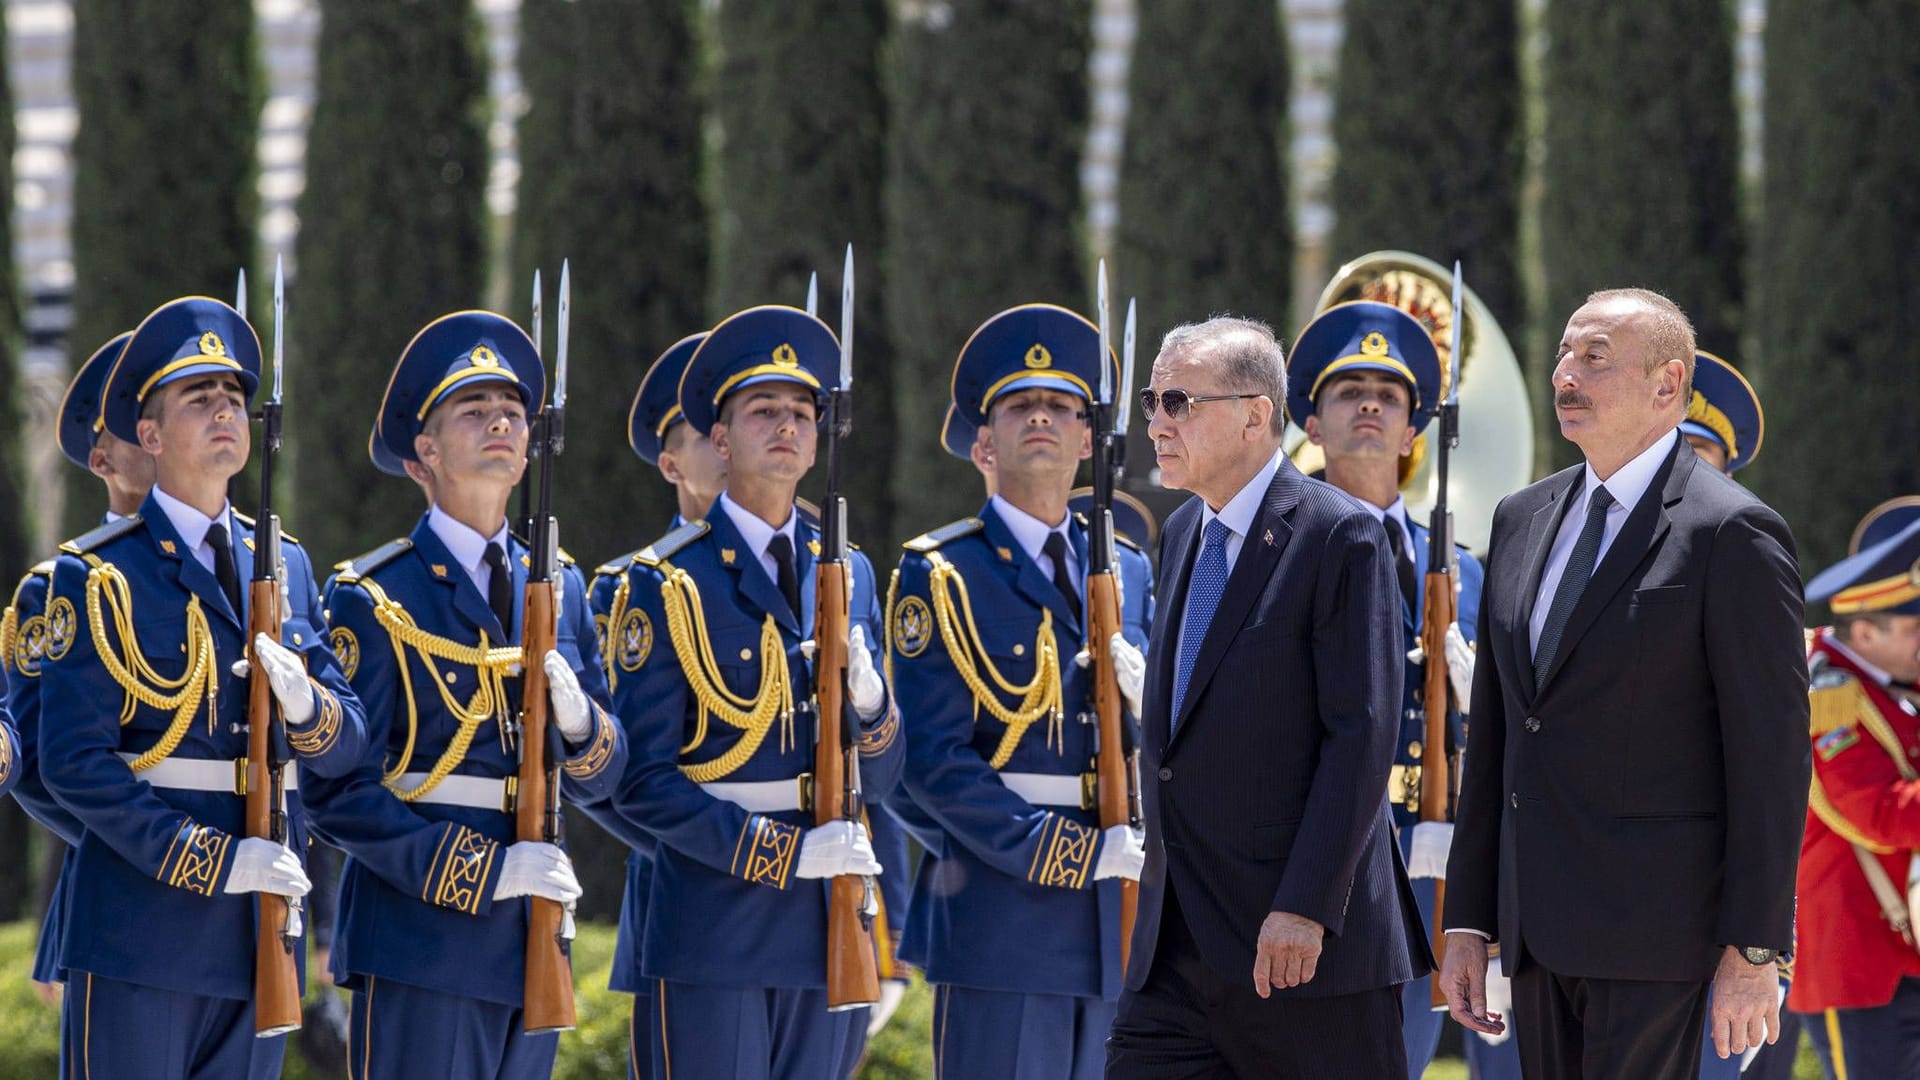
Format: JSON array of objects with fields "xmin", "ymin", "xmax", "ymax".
[
  {"xmin": 1172, "ymin": 518, "xmax": 1232, "ymax": 726},
  {"xmin": 1533, "ymin": 485, "xmax": 1615, "ymax": 689}
]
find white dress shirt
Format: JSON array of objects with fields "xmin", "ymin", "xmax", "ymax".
[
  {"xmin": 1527, "ymin": 428, "xmax": 1679, "ymax": 658},
  {"xmin": 150, "ymin": 487, "xmax": 235, "ymax": 576},
  {"xmin": 1175, "ymin": 449, "xmax": 1285, "ymax": 663},
  {"xmin": 717, "ymin": 492, "xmax": 800, "ymax": 585},
  {"xmin": 426, "ymin": 504, "xmax": 512, "ymax": 599},
  {"xmin": 989, "ymin": 493, "xmax": 1082, "ymax": 597}
]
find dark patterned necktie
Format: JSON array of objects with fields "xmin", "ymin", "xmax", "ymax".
[
  {"xmin": 484, "ymin": 541, "xmax": 514, "ymax": 634},
  {"xmin": 207, "ymin": 521, "xmax": 241, "ymax": 615},
  {"xmin": 1534, "ymin": 486, "xmax": 1615, "ymax": 689}
]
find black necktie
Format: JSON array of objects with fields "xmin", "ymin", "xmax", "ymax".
[
  {"xmin": 483, "ymin": 541, "xmax": 514, "ymax": 634},
  {"xmin": 206, "ymin": 521, "xmax": 242, "ymax": 615},
  {"xmin": 768, "ymin": 533, "xmax": 801, "ymax": 618},
  {"xmin": 1041, "ymin": 532, "xmax": 1079, "ymax": 612},
  {"xmin": 1381, "ymin": 515, "xmax": 1419, "ymax": 615},
  {"xmin": 1534, "ymin": 486, "xmax": 1616, "ymax": 689}
]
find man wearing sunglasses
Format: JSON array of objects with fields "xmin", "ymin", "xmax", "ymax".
[{"xmin": 1109, "ymin": 316, "xmax": 1426, "ymax": 1078}]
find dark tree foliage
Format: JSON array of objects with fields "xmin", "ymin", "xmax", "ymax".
[
  {"xmin": 884, "ymin": 0, "xmax": 1092, "ymax": 532},
  {"xmin": 1751, "ymin": 0, "xmax": 1920, "ymax": 571},
  {"xmin": 0, "ymin": 6, "xmax": 34, "ymax": 924},
  {"xmin": 709, "ymin": 0, "xmax": 894, "ymax": 547},
  {"xmin": 66, "ymin": 0, "xmax": 260, "ymax": 539},
  {"xmin": 289, "ymin": 0, "xmax": 488, "ymax": 566},
  {"xmin": 1538, "ymin": 0, "xmax": 1742, "ymax": 472},
  {"xmin": 1328, "ymin": 0, "xmax": 1520, "ymax": 327}
]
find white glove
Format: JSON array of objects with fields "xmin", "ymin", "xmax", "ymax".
[
  {"xmin": 543, "ymin": 650, "xmax": 592, "ymax": 744},
  {"xmin": 1406, "ymin": 821, "xmax": 1453, "ymax": 880},
  {"xmin": 229, "ymin": 633, "xmax": 317, "ymax": 727},
  {"xmin": 1109, "ymin": 633, "xmax": 1145, "ymax": 716},
  {"xmin": 1443, "ymin": 623, "xmax": 1475, "ymax": 712},
  {"xmin": 492, "ymin": 841, "xmax": 583, "ymax": 903},
  {"xmin": 1475, "ymin": 963, "xmax": 1515, "ymax": 1046},
  {"xmin": 866, "ymin": 979, "xmax": 908, "ymax": 1038},
  {"xmin": 222, "ymin": 837, "xmax": 312, "ymax": 898},
  {"xmin": 847, "ymin": 625, "xmax": 886, "ymax": 721},
  {"xmin": 1093, "ymin": 824, "xmax": 1145, "ymax": 882},
  {"xmin": 795, "ymin": 819, "xmax": 883, "ymax": 879}
]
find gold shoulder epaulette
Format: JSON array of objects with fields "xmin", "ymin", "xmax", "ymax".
[
  {"xmin": 1809, "ymin": 661, "xmax": 1867, "ymax": 736},
  {"xmin": 636, "ymin": 520, "xmax": 710, "ymax": 567},
  {"xmin": 334, "ymin": 538, "xmax": 413, "ymax": 583},
  {"xmin": 60, "ymin": 515, "xmax": 142, "ymax": 555},
  {"xmin": 904, "ymin": 517, "xmax": 984, "ymax": 554},
  {"xmin": 230, "ymin": 511, "xmax": 301, "ymax": 545}
]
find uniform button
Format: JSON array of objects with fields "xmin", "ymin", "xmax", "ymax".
[
  {"xmin": 445, "ymin": 671, "xmax": 457, "ymax": 684},
  {"xmin": 1408, "ymin": 740, "xmax": 1423, "ymax": 759},
  {"xmin": 739, "ymin": 648, "xmax": 752, "ymax": 661},
  {"xmin": 1524, "ymin": 716, "xmax": 1541, "ymax": 733},
  {"xmin": 1510, "ymin": 793, "xmax": 1520, "ymax": 809},
  {"xmin": 1013, "ymin": 644, "xmax": 1026, "ymax": 657},
  {"xmin": 1158, "ymin": 766, "xmax": 1173, "ymax": 782}
]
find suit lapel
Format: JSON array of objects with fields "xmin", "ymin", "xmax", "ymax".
[
  {"xmin": 709, "ymin": 507, "xmax": 799, "ymax": 635},
  {"xmin": 409, "ymin": 517, "xmax": 501, "ymax": 641},
  {"xmin": 1170, "ymin": 461, "xmax": 1301, "ymax": 742},
  {"xmin": 142, "ymin": 494, "xmax": 242, "ymax": 630},
  {"xmin": 981, "ymin": 505, "xmax": 1082, "ymax": 635},
  {"xmin": 1148, "ymin": 502, "xmax": 1201, "ymax": 754},
  {"xmin": 1537, "ymin": 438, "xmax": 1689, "ymax": 691},
  {"xmin": 1510, "ymin": 469, "xmax": 1582, "ymax": 695}
]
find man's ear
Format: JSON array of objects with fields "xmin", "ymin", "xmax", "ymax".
[
  {"xmin": 1656, "ymin": 358, "xmax": 1687, "ymax": 408},
  {"xmin": 88, "ymin": 444, "xmax": 114, "ymax": 480},
  {"xmin": 710, "ymin": 422, "xmax": 732, "ymax": 462},
  {"xmin": 658, "ymin": 449, "xmax": 685, "ymax": 486},
  {"xmin": 136, "ymin": 418, "xmax": 163, "ymax": 455},
  {"xmin": 1303, "ymin": 415, "xmax": 1324, "ymax": 447},
  {"xmin": 1245, "ymin": 396, "xmax": 1274, "ymax": 439},
  {"xmin": 413, "ymin": 431, "xmax": 438, "ymax": 468},
  {"xmin": 1400, "ymin": 425, "xmax": 1418, "ymax": 456}
]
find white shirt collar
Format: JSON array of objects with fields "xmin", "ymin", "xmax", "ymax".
[
  {"xmin": 426, "ymin": 503, "xmax": 509, "ymax": 579},
  {"xmin": 1201, "ymin": 448, "xmax": 1284, "ymax": 543},
  {"xmin": 1822, "ymin": 628, "xmax": 1895, "ymax": 688},
  {"xmin": 989, "ymin": 493, "xmax": 1072, "ymax": 565},
  {"xmin": 1582, "ymin": 427, "xmax": 1679, "ymax": 515},
  {"xmin": 150, "ymin": 486, "xmax": 232, "ymax": 553},
  {"xmin": 717, "ymin": 492, "xmax": 797, "ymax": 564}
]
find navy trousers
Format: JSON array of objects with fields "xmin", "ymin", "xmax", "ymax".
[
  {"xmin": 627, "ymin": 988, "xmax": 653, "ymax": 1080},
  {"xmin": 1799, "ymin": 975, "xmax": 1920, "ymax": 1080},
  {"xmin": 347, "ymin": 976, "xmax": 557, "ymax": 1079},
  {"xmin": 62, "ymin": 971, "xmax": 286, "ymax": 1080},
  {"xmin": 651, "ymin": 980, "xmax": 861, "ymax": 1080},
  {"xmin": 932, "ymin": 984, "xmax": 1113, "ymax": 1080}
]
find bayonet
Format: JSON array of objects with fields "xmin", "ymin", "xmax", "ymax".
[
  {"xmin": 235, "ymin": 268, "xmax": 247, "ymax": 321},
  {"xmin": 806, "ymin": 271, "xmax": 819, "ymax": 318},
  {"xmin": 839, "ymin": 245, "xmax": 854, "ymax": 391},
  {"xmin": 1119, "ymin": 298, "xmax": 1137, "ymax": 437}
]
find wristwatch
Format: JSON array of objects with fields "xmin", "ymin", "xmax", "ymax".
[{"xmin": 1739, "ymin": 946, "xmax": 1779, "ymax": 966}]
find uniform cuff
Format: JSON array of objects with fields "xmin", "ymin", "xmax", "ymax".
[
  {"xmin": 158, "ymin": 821, "xmax": 235, "ymax": 897},
  {"xmin": 730, "ymin": 814, "xmax": 802, "ymax": 890},
  {"xmin": 423, "ymin": 823, "xmax": 502, "ymax": 916}
]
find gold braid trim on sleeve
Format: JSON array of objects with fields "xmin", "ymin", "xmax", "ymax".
[
  {"xmin": 924, "ymin": 553, "xmax": 1064, "ymax": 768},
  {"xmin": 352, "ymin": 577, "xmax": 522, "ymax": 802},
  {"xmin": 658, "ymin": 562, "xmax": 794, "ymax": 782},
  {"xmin": 85, "ymin": 560, "xmax": 220, "ymax": 772},
  {"xmin": 600, "ymin": 572, "xmax": 632, "ymax": 691}
]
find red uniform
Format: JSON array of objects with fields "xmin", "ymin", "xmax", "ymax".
[{"xmin": 1789, "ymin": 630, "xmax": 1920, "ymax": 1013}]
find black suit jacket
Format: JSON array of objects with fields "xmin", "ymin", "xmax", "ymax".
[
  {"xmin": 1446, "ymin": 437, "xmax": 1810, "ymax": 982},
  {"xmin": 1126, "ymin": 457, "xmax": 1430, "ymax": 997}
]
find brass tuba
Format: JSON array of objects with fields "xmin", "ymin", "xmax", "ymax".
[{"xmin": 1285, "ymin": 250, "xmax": 1533, "ymax": 554}]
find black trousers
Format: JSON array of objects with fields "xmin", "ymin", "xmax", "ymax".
[
  {"xmin": 1511, "ymin": 955, "xmax": 1711, "ymax": 1080},
  {"xmin": 1106, "ymin": 886, "xmax": 1406, "ymax": 1079}
]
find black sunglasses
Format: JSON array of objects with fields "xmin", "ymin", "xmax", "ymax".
[{"xmin": 1138, "ymin": 387, "xmax": 1264, "ymax": 422}]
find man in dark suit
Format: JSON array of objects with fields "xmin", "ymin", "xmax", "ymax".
[
  {"xmin": 1106, "ymin": 316, "xmax": 1426, "ymax": 1078},
  {"xmin": 1439, "ymin": 288, "xmax": 1809, "ymax": 1079}
]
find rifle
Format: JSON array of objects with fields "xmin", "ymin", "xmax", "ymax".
[
  {"xmin": 1086, "ymin": 262, "xmax": 1142, "ymax": 973},
  {"xmin": 518, "ymin": 262, "xmax": 577, "ymax": 1033},
  {"xmin": 245, "ymin": 257, "xmax": 302, "ymax": 1036},
  {"xmin": 1421, "ymin": 262, "xmax": 1466, "ymax": 1006},
  {"xmin": 815, "ymin": 244, "xmax": 881, "ymax": 1011}
]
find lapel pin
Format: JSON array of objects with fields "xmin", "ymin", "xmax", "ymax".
[
  {"xmin": 159, "ymin": 540, "xmax": 177, "ymax": 555},
  {"xmin": 430, "ymin": 564, "xmax": 447, "ymax": 578},
  {"xmin": 997, "ymin": 547, "xmax": 1013, "ymax": 562},
  {"xmin": 1263, "ymin": 529, "xmax": 1274, "ymax": 547},
  {"xmin": 720, "ymin": 548, "xmax": 737, "ymax": 566}
]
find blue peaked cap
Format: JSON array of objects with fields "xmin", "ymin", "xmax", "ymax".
[
  {"xmin": 101, "ymin": 298, "xmax": 261, "ymax": 443},
  {"xmin": 628, "ymin": 333, "xmax": 708, "ymax": 465},
  {"xmin": 372, "ymin": 311, "xmax": 545, "ymax": 476},
  {"xmin": 60, "ymin": 332, "xmax": 131, "ymax": 468}
]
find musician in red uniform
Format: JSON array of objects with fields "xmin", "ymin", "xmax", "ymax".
[{"xmin": 1793, "ymin": 514, "xmax": 1920, "ymax": 1078}]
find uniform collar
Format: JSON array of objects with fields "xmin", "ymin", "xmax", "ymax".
[
  {"xmin": 717, "ymin": 491, "xmax": 798, "ymax": 565},
  {"xmin": 149, "ymin": 485, "xmax": 232, "ymax": 551},
  {"xmin": 988, "ymin": 493, "xmax": 1073, "ymax": 566},
  {"xmin": 1820, "ymin": 627, "xmax": 1895, "ymax": 688},
  {"xmin": 426, "ymin": 503, "xmax": 510, "ymax": 580},
  {"xmin": 1200, "ymin": 448, "xmax": 1284, "ymax": 544}
]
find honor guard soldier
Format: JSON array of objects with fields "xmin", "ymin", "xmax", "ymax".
[
  {"xmin": 39, "ymin": 297, "xmax": 367, "ymax": 1079},
  {"xmin": 4, "ymin": 331, "xmax": 154, "ymax": 1015},
  {"xmin": 1289, "ymin": 301, "xmax": 1519, "ymax": 1080},
  {"xmin": 307, "ymin": 311, "xmax": 626, "ymax": 1079},
  {"xmin": 1679, "ymin": 351, "xmax": 1763, "ymax": 477},
  {"xmin": 1789, "ymin": 515, "xmax": 1920, "ymax": 1078},
  {"xmin": 889, "ymin": 304, "xmax": 1153, "ymax": 1080},
  {"xmin": 584, "ymin": 330, "xmax": 715, "ymax": 1080},
  {"xmin": 598, "ymin": 305, "xmax": 901, "ymax": 1080}
]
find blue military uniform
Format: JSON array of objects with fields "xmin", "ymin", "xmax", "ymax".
[
  {"xmin": 305, "ymin": 310, "xmax": 626, "ymax": 1079},
  {"xmin": 889, "ymin": 304, "xmax": 1154, "ymax": 1080},
  {"xmin": 1289, "ymin": 300, "xmax": 1519, "ymax": 1080},
  {"xmin": 39, "ymin": 298, "xmax": 367, "ymax": 1080},
  {"xmin": 597, "ymin": 306, "xmax": 903, "ymax": 1080}
]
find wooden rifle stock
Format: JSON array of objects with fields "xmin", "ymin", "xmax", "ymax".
[
  {"xmin": 1420, "ymin": 565, "xmax": 1457, "ymax": 1007},
  {"xmin": 517, "ymin": 580, "xmax": 577, "ymax": 1033},
  {"xmin": 1086, "ymin": 570, "xmax": 1138, "ymax": 975},
  {"xmin": 245, "ymin": 570, "xmax": 302, "ymax": 1036},
  {"xmin": 814, "ymin": 560, "xmax": 881, "ymax": 1010}
]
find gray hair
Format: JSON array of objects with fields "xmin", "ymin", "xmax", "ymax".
[
  {"xmin": 1157, "ymin": 315, "xmax": 1288, "ymax": 435},
  {"xmin": 1585, "ymin": 287, "xmax": 1696, "ymax": 387}
]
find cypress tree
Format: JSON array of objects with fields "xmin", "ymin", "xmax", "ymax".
[
  {"xmin": 0, "ymin": 9, "xmax": 36, "ymax": 924},
  {"xmin": 510, "ymin": 0, "xmax": 707, "ymax": 921},
  {"xmin": 65, "ymin": 0, "xmax": 260, "ymax": 539},
  {"xmin": 1327, "ymin": 0, "xmax": 1520, "ymax": 327},
  {"xmin": 1538, "ymin": 0, "xmax": 1742, "ymax": 472},
  {"xmin": 290, "ymin": 0, "xmax": 488, "ymax": 566},
  {"xmin": 510, "ymin": 0, "xmax": 707, "ymax": 569},
  {"xmin": 884, "ymin": 0, "xmax": 1092, "ymax": 533},
  {"xmin": 709, "ymin": 0, "xmax": 893, "ymax": 547},
  {"xmin": 1751, "ymin": 0, "xmax": 1920, "ymax": 570}
]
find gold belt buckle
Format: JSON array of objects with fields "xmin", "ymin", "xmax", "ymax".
[
  {"xmin": 797, "ymin": 772, "xmax": 815, "ymax": 814},
  {"xmin": 233, "ymin": 756, "xmax": 249, "ymax": 797},
  {"xmin": 1080, "ymin": 772, "xmax": 1097, "ymax": 812}
]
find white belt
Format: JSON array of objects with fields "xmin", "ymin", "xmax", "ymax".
[
  {"xmin": 1000, "ymin": 771, "xmax": 1089, "ymax": 809},
  {"xmin": 118, "ymin": 753, "xmax": 298, "ymax": 794},
  {"xmin": 393, "ymin": 772, "xmax": 511, "ymax": 813},
  {"xmin": 700, "ymin": 776, "xmax": 811, "ymax": 814}
]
